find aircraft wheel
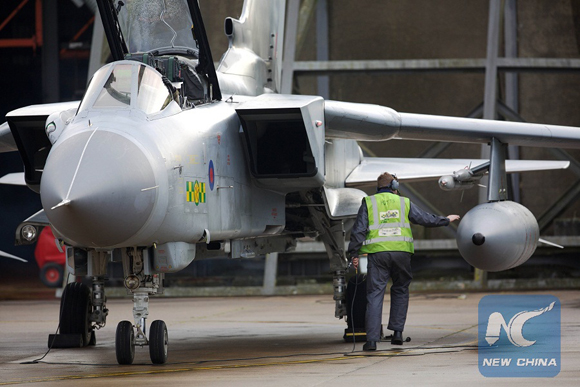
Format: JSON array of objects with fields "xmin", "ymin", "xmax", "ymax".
[
  {"xmin": 116, "ymin": 321, "xmax": 135, "ymax": 365},
  {"xmin": 60, "ymin": 282, "xmax": 92, "ymax": 346},
  {"xmin": 149, "ymin": 320, "xmax": 168, "ymax": 364},
  {"xmin": 40, "ymin": 263, "xmax": 64, "ymax": 288}
]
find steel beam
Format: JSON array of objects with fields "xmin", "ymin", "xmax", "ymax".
[
  {"xmin": 42, "ymin": 0, "xmax": 59, "ymax": 103},
  {"xmin": 0, "ymin": 0, "xmax": 42, "ymax": 50},
  {"xmin": 316, "ymin": 0, "xmax": 330, "ymax": 99},
  {"xmin": 479, "ymin": 0, "xmax": 501, "ymax": 206},
  {"xmin": 0, "ymin": 0, "xmax": 30, "ymax": 33},
  {"xmin": 295, "ymin": 0, "xmax": 317, "ymax": 57},
  {"xmin": 0, "ymin": 38, "xmax": 37, "ymax": 48},
  {"xmin": 59, "ymin": 15, "xmax": 94, "ymax": 57},
  {"xmin": 483, "ymin": 0, "xmax": 501, "ymax": 120},
  {"xmin": 504, "ymin": 0, "xmax": 521, "ymax": 203},
  {"xmin": 504, "ymin": 0, "xmax": 519, "ymax": 106},
  {"xmin": 538, "ymin": 180, "xmax": 580, "ymax": 232},
  {"xmin": 293, "ymin": 58, "xmax": 580, "ymax": 75}
]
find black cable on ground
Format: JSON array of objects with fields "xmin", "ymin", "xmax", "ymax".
[
  {"xmin": 23, "ymin": 344, "xmax": 479, "ymax": 368},
  {"xmin": 348, "ymin": 268, "xmax": 365, "ymax": 353}
]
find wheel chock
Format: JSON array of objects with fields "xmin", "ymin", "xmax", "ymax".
[
  {"xmin": 47, "ymin": 333, "xmax": 84, "ymax": 348},
  {"xmin": 343, "ymin": 328, "xmax": 367, "ymax": 342}
]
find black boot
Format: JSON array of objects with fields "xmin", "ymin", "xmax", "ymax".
[
  {"xmin": 391, "ymin": 331, "xmax": 403, "ymax": 345},
  {"xmin": 363, "ymin": 341, "xmax": 377, "ymax": 351}
]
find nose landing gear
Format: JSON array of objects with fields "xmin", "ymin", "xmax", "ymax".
[
  {"xmin": 149, "ymin": 320, "xmax": 169, "ymax": 364},
  {"xmin": 115, "ymin": 318, "xmax": 168, "ymax": 365},
  {"xmin": 114, "ymin": 288, "xmax": 168, "ymax": 365},
  {"xmin": 116, "ymin": 248, "xmax": 167, "ymax": 365}
]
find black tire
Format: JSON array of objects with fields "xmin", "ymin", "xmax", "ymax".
[
  {"xmin": 39, "ymin": 263, "xmax": 64, "ymax": 288},
  {"xmin": 59, "ymin": 282, "xmax": 92, "ymax": 346},
  {"xmin": 149, "ymin": 320, "xmax": 168, "ymax": 364},
  {"xmin": 116, "ymin": 321, "xmax": 135, "ymax": 365}
]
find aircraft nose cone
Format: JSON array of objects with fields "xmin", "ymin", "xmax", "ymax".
[{"xmin": 41, "ymin": 130, "xmax": 157, "ymax": 247}]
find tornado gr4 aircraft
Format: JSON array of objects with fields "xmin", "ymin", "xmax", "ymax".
[{"xmin": 1, "ymin": 0, "xmax": 579, "ymax": 364}]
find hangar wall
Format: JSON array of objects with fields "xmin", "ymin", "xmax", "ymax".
[{"xmin": 293, "ymin": 0, "xmax": 580, "ymax": 238}]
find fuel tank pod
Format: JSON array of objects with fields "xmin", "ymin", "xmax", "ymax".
[{"xmin": 456, "ymin": 201, "xmax": 539, "ymax": 272}]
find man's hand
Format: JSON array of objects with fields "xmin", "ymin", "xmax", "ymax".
[
  {"xmin": 447, "ymin": 214, "xmax": 461, "ymax": 222},
  {"xmin": 351, "ymin": 257, "xmax": 359, "ymax": 270}
]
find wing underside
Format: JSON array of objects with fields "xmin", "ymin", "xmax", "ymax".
[
  {"xmin": 345, "ymin": 157, "xmax": 570, "ymax": 187},
  {"xmin": 0, "ymin": 172, "xmax": 26, "ymax": 186}
]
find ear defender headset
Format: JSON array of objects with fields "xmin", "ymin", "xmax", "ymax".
[
  {"xmin": 378, "ymin": 173, "xmax": 400, "ymax": 192},
  {"xmin": 389, "ymin": 174, "xmax": 399, "ymax": 190}
]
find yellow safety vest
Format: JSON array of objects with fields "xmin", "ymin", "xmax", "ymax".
[{"xmin": 359, "ymin": 192, "xmax": 414, "ymax": 254}]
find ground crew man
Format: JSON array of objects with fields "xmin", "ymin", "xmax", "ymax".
[{"xmin": 348, "ymin": 172, "xmax": 460, "ymax": 351}]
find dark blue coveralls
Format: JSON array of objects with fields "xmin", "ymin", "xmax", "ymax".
[{"xmin": 347, "ymin": 187, "xmax": 450, "ymax": 341}]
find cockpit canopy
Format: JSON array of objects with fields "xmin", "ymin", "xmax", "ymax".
[
  {"xmin": 97, "ymin": 0, "xmax": 221, "ymax": 102},
  {"xmin": 78, "ymin": 61, "xmax": 177, "ymax": 116},
  {"xmin": 118, "ymin": 0, "xmax": 196, "ymax": 54}
]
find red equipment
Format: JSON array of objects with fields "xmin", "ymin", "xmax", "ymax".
[{"xmin": 34, "ymin": 227, "xmax": 65, "ymax": 287}]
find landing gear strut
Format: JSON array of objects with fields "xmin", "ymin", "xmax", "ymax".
[
  {"xmin": 116, "ymin": 248, "xmax": 167, "ymax": 365},
  {"xmin": 301, "ymin": 190, "xmax": 349, "ymax": 319}
]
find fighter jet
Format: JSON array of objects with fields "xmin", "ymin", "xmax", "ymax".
[{"xmin": 1, "ymin": 0, "xmax": 579, "ymax": 364}]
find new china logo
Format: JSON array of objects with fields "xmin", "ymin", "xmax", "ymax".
[{"xmin": 478, "ymin": 295, "xmax": 560, "ymax": 378}]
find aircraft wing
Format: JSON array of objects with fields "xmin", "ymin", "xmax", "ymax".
[
  {"xmin": 0, "ymin": 250, "xmax": 27, "ymax": 263},
  {"xmin": 3, "ymin": 101, "xmax": 79, "ymax": 192},
  {"xmin": 0, "ymin": 173, "xmax": 26, "ymax": 186},
  {"xmin": 1, "ymin": 101, "xmax": 80, "ymax": 150},
  {"xmin": 345, "ymin": 158, "xmax": 570, "ymax": 186},
  {"xmin": 0, "ymin": 121, "xmax": 17, "ymax": 153},
  {"xmin": 5, "ymin": 101, "xmax": 80, "ymax": 124},
  {"xmin": 325, "ymin": 100, "xmax": 580, "ymax": 149}
]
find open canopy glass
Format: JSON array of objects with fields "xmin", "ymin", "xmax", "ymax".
[{"xmin": 118, "ymin": 0, "xmax": 196, "ymax": 54}]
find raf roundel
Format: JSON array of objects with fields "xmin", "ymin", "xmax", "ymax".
[{"xmin": 209, "ymin": 160, "xmax": 215, "ymax": 191}]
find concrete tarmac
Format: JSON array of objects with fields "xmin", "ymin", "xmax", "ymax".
[{"xmin": 1, "ymin": 290, "xmax": 579, "ymax": 386}]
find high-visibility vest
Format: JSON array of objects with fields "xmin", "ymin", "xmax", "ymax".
[{"xmin": 359, "ymin": 192, "xmax": 414, "ymax": 254}]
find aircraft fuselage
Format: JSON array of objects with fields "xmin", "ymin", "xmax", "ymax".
[{"xmin": 41, "ymin": 97, "xmax": 285, "ymax": 250}]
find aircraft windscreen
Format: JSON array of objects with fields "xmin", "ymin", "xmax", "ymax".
[
  {"xmin": 119, "ymin": 0, "xmax": 196, "ymax": 53},
  {"xmin": 93, "ymin": 64, "xmax": 133, "ymax": 108},
  {"xmin": 136, "ymin": 65, "xmax": 173, "ymax": 114},
  {"xmin": 79, "ymin": 62, "xmax": 174, "ymax": 115}
]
